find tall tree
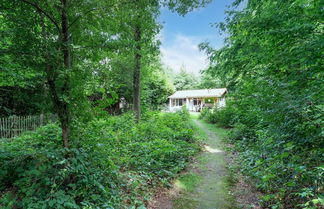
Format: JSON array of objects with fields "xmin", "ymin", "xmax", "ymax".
[
  {"xmin": 0, "ymin": 0, "xmax": 213, "ymax": 142},
  {"xmin": 198, "ymin": 71, "xmax": 222, "ymax": 89},
  {"xmin": 0, "ymin": 0, "xmax": 116, "ymax": 147},
  {"xmin": 127, "ymin": 0, "xmax": 213, "ymax": 120},
  {"xmin": 173, "ymin": 66, "xmax": 199, "ymax": 90}
]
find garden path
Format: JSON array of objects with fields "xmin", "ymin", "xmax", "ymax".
[
  {"xmin": 172, "ymin": 117, "xmax": 234, "ymax": 209},
  {"xmin": 150, "ymin": 115, "xmax": 236, "ymax": 209}
]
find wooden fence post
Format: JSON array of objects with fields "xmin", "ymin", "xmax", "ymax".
[
  {"xmin": 0, "ymin": 114, "xmax": 57, "ymax": 139},
  {"xmin": 40, "ymin": 114, "xmax": 44, "ymax": 126}
]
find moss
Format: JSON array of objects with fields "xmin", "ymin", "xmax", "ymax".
[
  {"xmin": 172, "ymin": 114, "xmax": 237, "ymax": 209},
  {"xmin": 175, "ymin": 173, "xmax": 201, "ymax": 193},
  {"xmin": 173, "ymin": 196, "xmax": 199, "ymax": 209}
]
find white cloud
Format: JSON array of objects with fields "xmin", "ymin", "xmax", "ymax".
[{"xmin": 160, "ymin": 34, "xmax": 210, "ymax": 75}]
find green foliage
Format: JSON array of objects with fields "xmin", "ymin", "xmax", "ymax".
[
  {"xmin": 200, "ymin": 0, "xmax": 324, "ymax": 207},
  {"xmin": 126, "ymin": 139, "xmax": 197, "ymax": 178},
  {"xmin": 197, "ymin": 72, "xmax": 222, "ymax": 89},
  {"xmin": 0, "ymin": 112, "xmax": 199, "ymax": 208},
  {"xmin": 173, "ymin": 67, "xmax": 199, "ymax": 90},
  {"xmin": 199, "ymin": 105, "xmax": 236, "ymax": 128},
  {"xmin": 141, "ymin": 64, "xmax": 175, "ymax": 111},
  {"xmin": 203, "ymin": 98, "xmax": 215, "ymax": 104},
  {"xmin": 0, "ymin": 0, "xmax": 214, "ymax": 208},
  {"xmin": 0, "ymin": 125, "xmax": 120, "ymax": 208}
]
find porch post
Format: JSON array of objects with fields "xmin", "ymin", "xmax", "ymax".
[
  {"xmin": 186, "ymin": 98, "xmax": 189, "ymax": 110},
  {"xmin": 169, "ymin": 98, "xmax": 172, "ymax": 111}
]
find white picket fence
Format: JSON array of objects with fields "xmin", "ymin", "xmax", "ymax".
[{"xmin": 0, "ymin": 114, "xmax": 57, "ymax": 139}]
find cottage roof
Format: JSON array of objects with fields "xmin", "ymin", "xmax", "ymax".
[{"xmin": 168, "ymin": 88, "xmax": 227, "ymax": 99}]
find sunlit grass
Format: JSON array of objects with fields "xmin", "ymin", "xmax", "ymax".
[{"xmin": 174, "ymin": 173, "xmax": 201, "ymax": 193}]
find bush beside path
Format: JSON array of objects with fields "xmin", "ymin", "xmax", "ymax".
[{"xmin": 150, "ymin": 113, "xmax": 260, "ymax": 209}]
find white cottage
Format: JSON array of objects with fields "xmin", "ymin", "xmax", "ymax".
[{"xmin": 168, "ymin": 88, "xmax": 227, "ymax": 112}]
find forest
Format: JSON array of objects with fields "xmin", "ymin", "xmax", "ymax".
[{"xmin": 0, "ymin": 0, "xmax": 323, "ymax": 208}]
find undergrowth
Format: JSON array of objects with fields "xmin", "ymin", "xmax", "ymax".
[
  {"xmin": 0, "ymin": 110, "xmax": 199, "ymax": 208},
  {"xmin": 200, "ymin": 103, "xmax": 323, "ymax": 208}
]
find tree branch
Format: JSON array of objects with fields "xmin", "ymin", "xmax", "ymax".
[
  {"xmin": 68, "ymin": 0, "xmax": 120, "ymax": 30},
  {"xmin": 19, "ymin": 0, "xmax": 61, "ymax": 33},
  {"xmin": 68, "ymin": 8, "xmax": 96, "ymax": 30}
]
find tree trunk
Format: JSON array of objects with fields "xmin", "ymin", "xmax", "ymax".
[
  {"xmin": 133, "ymin": 23, "xmax": 142, "ymax": 122},
  {"xmin": 47, "ymin": 78, "xmax": 70, "ymax": 148},
  {"xmin": 40, "ymin": 12, "xmax": 70, "ymax": 149},
  {"xmin": 60, "ymin": 0, "xmax": 71, "ymax": 148},
  {"xmin": 21, "ymin": 0, "xmax": 71, "ymax": 149}
]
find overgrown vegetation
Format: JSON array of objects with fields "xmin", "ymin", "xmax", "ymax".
[
  {"xmin": 0, "ymin": 110, "xmax": 199, "ymax": 208},
  {"xmin": 200, "ymin": 0, "xmax": 323, "ymax": 208},
  {"xmin": 0, "ymin": 0, "xmax": 212, "ymax": 147},
  {"xmin": 199, "ymin": 105, "xmax": 236, "ymax": 128},
  {"xmin": 1, "ymin": 0, "xmax": 322, "ymax": 208},
  {"xmin": 0, "ymin": 0, "xmax": 214, "ymax": 208}
]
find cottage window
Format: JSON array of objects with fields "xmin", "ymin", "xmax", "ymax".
[
  {"xmin": 171, "ymin": 99, "xmax": 186, "ymax": 106},
  {"xmin": 193, "ymin": 98, "xmax": 197, "ymax": 105}
]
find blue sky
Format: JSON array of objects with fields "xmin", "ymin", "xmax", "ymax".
[{"xmin": 159, "ymin": 0, "xmax": 234, "ymax": 75}]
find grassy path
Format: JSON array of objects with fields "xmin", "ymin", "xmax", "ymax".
[{"xmin": 172, "ymin": 114, "xmax": 235, "ymax": 209}]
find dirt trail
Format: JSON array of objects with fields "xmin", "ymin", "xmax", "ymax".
[
  {"xmin": 149, "ymin": 117, "xmax": 236, "ymax": 209},
  {"xmin": 176, "ymin": 118, "xmax": 234, "ymax": 209}
]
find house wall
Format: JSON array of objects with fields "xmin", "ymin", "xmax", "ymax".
[
  {"xmin": 218, "ymin": 96, "xmax": 226, "ymax": 107},
  {"xmin": 169, "ymin": 98, "xmax": 186, "ymax": 112},
  {"xmin": 169, "ymin": 96, "xmax": 226, "ymax": 112}
]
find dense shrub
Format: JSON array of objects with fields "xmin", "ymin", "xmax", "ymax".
[
  {"xmin": 199, "ymin": 107, "xmax": 209, "ymax": 120},
  {"xmin": 217, "ymin": 80, "xmax": 323, "ymax": 208},
  {"xmin": 201, "ymin": 88, "xmax": 323, "ymax": 208},
  {"xmin": 0, "ymin": 125, "xmax": 120, "ymax": 209},
  {"xmin": 0, "ymin": 109, "xmax": 199, "ymax": 208},
  {"xmin": 200, "ymin": 0, "xmax": 323, "ymax": 207},
  {"xmin": 199, "ymin": 104, "xmax": 237, "ymax": 128},
  {"xmin": 125, "ymin": 139, "xmax": 198, "ymax": 178}
]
